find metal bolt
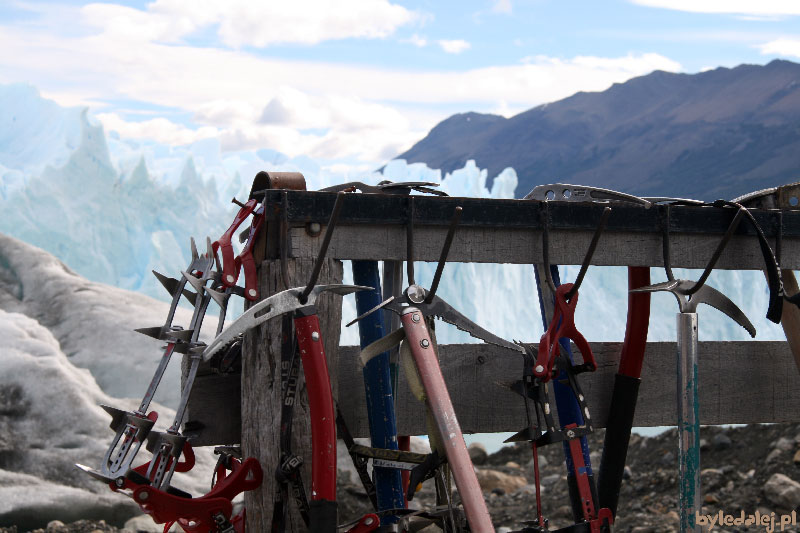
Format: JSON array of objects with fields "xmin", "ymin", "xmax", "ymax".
[
  {"xmin": 566, "ymin": 429, "xmax": 575, "ymax": 439},
  {"xmin": 420, "ymin": 339, "xmax": 430, "ymax": 348},
  {"xmin": 114, "ymin": 477, "xmax": 125, "ymax": 488},
  {"xmin": 534, "ymin": 364, "xmax": 544, "ymax": 374},
  {"xmin": 306, "ymin": 222, "xmax": 322, "ymax": 236},
  {"xmin": 139, "ymin": 490, "xmax": 149, "ymax": 501},
  {"xmin": 365, "ymin": 517, "xmax": 374, "ymax": 526},
  {"xmin": 226, "ymin": 274, "xmax": 235, "ymax": 284},
  {"xmin": 476, "ymin": 355, "xmax": 486, "ymax": 365},
  {"xmin": 248, "ymin": 289, "xmax": 257, "ymax": 298},
  {"xmin": 311, "ymin": 331, "xmax": 320, "ymax": 341},
  {"xmin": 411, "ymin": 313, "xmax": 420, "ymax": 323}
]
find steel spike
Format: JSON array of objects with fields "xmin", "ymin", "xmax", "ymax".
[
  {"xmin": 152, "ymin": 271, "xmax": 180, "ymax": 297},
  {"xmin": 134, "ymin": 326, "xmax": 164, "ymax": 340},
  {"xmin": 205, "ymin": 286, "xmax": 229, "ymax": 309},
  {"xmin": 345, "ymin": 295, "xmax": 396, "ymax": 327},
  {"xmin": 182, "ymin": 270, "xmax": 206, "ymax": 295},
  {"xmin": 190, "ymin": 237, "xmax": 198, "ymax": 260},
  {"xmin": 206, "ymin": 236, "xmax": 213, "ymax": 259},
  {"xmin": 182, "ymin": 288, "xmax": 197, "ymax": 307}
]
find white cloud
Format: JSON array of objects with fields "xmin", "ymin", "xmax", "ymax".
[
  {"xmin": 0, "ymin": 7, "xmax": 682, "ymax": 166},
  {"xmin": 81, "ymin": 0, "xmax": 418, "ymax": 48},
  {"xmin": 95, "ymin": 113, "xmax": 219, "ymax": 146},
  {"xmin": 630, "ymin": 0, "xmax": 800, "ymax": 16},
  {"xmin": 404, "ymin": 34, "xmax": 428, "ymax": 47},
  {"xmin": 759, "ymin": 38, "xmax": 800, "ymax": 58},
  {"xmin": 438, "ymin": 39, "xmax": 471, "ymax": 54},
  {"xmin": 492, "ymin": 0, "xmax": 513, "ymax": 14}
]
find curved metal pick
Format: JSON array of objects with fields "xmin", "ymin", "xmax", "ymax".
[{"xmin": 632, "ymin": 279, "xmax": 755, "ymax": 337}]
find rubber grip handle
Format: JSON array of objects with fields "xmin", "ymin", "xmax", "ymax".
[{"xmin": 294, "ymin": 309, "xmax": 337, "ymax": 503}]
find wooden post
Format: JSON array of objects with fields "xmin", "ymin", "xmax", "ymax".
[{"xmin": 242, "ymin": 257, "xmax": 343, "ymax": 532}]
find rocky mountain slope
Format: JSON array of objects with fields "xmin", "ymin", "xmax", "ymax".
[{"xmin": 396, "ymin": 60, "xmax": 800, "ymax": 201}]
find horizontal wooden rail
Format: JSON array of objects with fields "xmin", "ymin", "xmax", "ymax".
[
  {"xmin": 290, "ymin": 225, "xmax": 800, "ymax": 269},
  {"xmin": 183, "ymin": 340, "xmax": 800, "ymax": 445}
]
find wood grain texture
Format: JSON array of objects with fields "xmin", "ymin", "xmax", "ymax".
[
  {"xmin": 188, "ymin": 340, "xmax": 800, "ymax": 445},
  {"xmin": 289, "ymin": 225, "xmax": 799, "ymax": 270},
  {"xmin": 241, "ymin": 258, "xmax": 343, "ymax": 533}
]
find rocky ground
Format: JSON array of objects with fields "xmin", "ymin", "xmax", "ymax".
[{"xmin": 4, "ymin": 423, "xmax": 800, "ymax": 532}]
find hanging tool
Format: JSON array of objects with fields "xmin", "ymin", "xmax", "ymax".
[
  {"xmin": 734, "ymin": 183, "xmax": 800, "ymax": 372},
  {"xmin": 631, "ymin": 204, "xmax": 756, "ymax": 533},
  {"xmin": 203, "ymin": 192, "xmax": 372, "ymax": 533},
  {"xmin": 507, "ymin": 205, "xmax": 614, "ymax": 533},
  {"xmin": 596, "ymin": 267, "xmax": 650, "ymax": 517},
  {"xmin": 320, "ymin": 180, "xmax": 447, "ymax": 520},
  {"xmin": 76, "ymin": 238, "xmax": 215, "ymax": 485},
  {"xmin": 351, "ymin": 205, "xmax": 511, "ymax": 533},
  {"xmin": 526, "ymin": 184, "xmax": 639, "ymax": 525}
]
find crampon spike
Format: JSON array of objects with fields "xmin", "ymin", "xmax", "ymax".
[
  {"xmin": 190, "ymin": 237, "xmax": 199, "ymax": 260},
  {"xmin": 182, "ymin": 270, "xmax": 206, "ymax": 295},
  {"xmin": 205, "ymin": 286, "xmax": 229, "ymax": 310},
  {"xmin": 134, "ymin": 326, "xmax": 164, "ymax": 340},
  {"xmin": 152, "ymin": 271, "xmax": 180, "ymax": 297}
]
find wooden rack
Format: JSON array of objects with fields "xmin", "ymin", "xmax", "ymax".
[{"xmin": 179, "ymin": 190, "xmax": 800, "ymax": 528}]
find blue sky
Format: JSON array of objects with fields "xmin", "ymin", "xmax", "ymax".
[{"xmin": 1, "ymin": 0, "xmax": 799, "ymax": 173}]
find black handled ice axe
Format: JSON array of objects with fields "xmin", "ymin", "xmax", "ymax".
[{"xmin": 631, "ymin": 205, "xmax": 756, "ymax": 533}]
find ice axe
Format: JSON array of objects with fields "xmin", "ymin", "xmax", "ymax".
[
  {"xmin": 734, "ymin": 182, "xmax": 800, "ymax": 374},
  {"xmin": 631, "ymin": 205, "xmax": 756, "ymax": 533}
]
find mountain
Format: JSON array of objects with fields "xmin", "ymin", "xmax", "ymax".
[{"xmin": 395, "ymin": 60, "xmax": 800, "ymax": 201}]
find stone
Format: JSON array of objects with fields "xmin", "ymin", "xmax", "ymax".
[
  {"xmin": 468, "ymin": 442, "xmax": 488, "ymax": 466},
  {"xmin": 763, "ymin": 473, "xmax": 800, "ymax": 510},
  {"xmin": 712, "ymin": 433, "xmax": 732, "ymax": 450},
  {"xmin": 774, "ymin": 436, "xmax": 795, "ymax": 452},
  {"xmin": 505, "ymin": 461, "xmax": 520, "ymax": 469},
  {"xmin": 541, "ymin": 473, "xmax": 562, "ymax": 486},
  {"xmin": 660, "ymin": 451, "xmax": 675, "ymax": 465},
  {"xmin": 527, "ymin": 454, "xmax": 549, "ymax": 470},
  {"xmin": 474, "ymin": 468, "xmax": 527, "ymax": 494},
  {"xmin": 623, "ymin": 465, "xmax": 633, "ymax": 480},
  {"xmin": 766, "ymin": 448, "xmax": 783, "ymax": 463},
  {"xmin": 123, "ymin": 515, "xmax": 177, "ymax": 533},
  {"xmin": 700, "ymin": 438, "xmax": 711, "ymax": 451},
  {"xmin": 45, "ymin": 521, "xmax": 65, "ymax": 532},
  {"xmin": 794, "ymin": 449, "xmax": 800, "ymax": 466}
]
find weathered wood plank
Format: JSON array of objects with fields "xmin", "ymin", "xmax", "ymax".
[
  {"xmin": 241, "ymin": 258, "xmax": 343, "ymax": 533},
  {"xmin": 182, "ymin": 372, "xmax": 241, "ymax": 446},
  {"xmin": 185, "ymin": 340, "xmax": 800, "ymax": 444},
  {"xmin": 290, "ymin": 226, "xmax": 799, "ymax": 270}
]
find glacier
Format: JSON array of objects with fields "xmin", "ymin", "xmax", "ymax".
[{"xmin": 0, "ymin": 82, "xmax": 786, "ymax": 349}]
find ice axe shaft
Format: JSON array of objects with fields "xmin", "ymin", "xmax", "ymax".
[{"xmin": 677, "ymin": 312, "xmax": 700, "ymax": 533}]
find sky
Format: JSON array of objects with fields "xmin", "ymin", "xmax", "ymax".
[{"xmin": 1, "ymin": 0, "xmax": 799, "ymax": 175}]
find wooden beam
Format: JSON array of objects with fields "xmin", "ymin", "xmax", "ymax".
[
  {"xmin": 290, "ymin": 225, "xmax": 799, "ymax": 269},
  {"xmin": 183, "ymin": 340, "xmax": 800, "ymax": 444}
]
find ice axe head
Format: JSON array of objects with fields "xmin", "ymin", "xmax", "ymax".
[
  {"xmin": 631, "ymin": 279, "xmax": 755, "ymax": 337},
  {"xmin": 202, "ymin": 284, "xmax": 372, "ymax": 361}
]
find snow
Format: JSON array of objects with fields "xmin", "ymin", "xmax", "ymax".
[{"xmin": 0, "ymin": 308, "xmax": 217, "ymax": 530}]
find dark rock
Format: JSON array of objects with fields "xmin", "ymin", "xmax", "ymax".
[
  {"xmin": 468, "ymin": 442, "xmax": 488, "ymax": 466},
  {"xmin": 713, "ymin": 433, "xmax": 732, "ymax": 450}
]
